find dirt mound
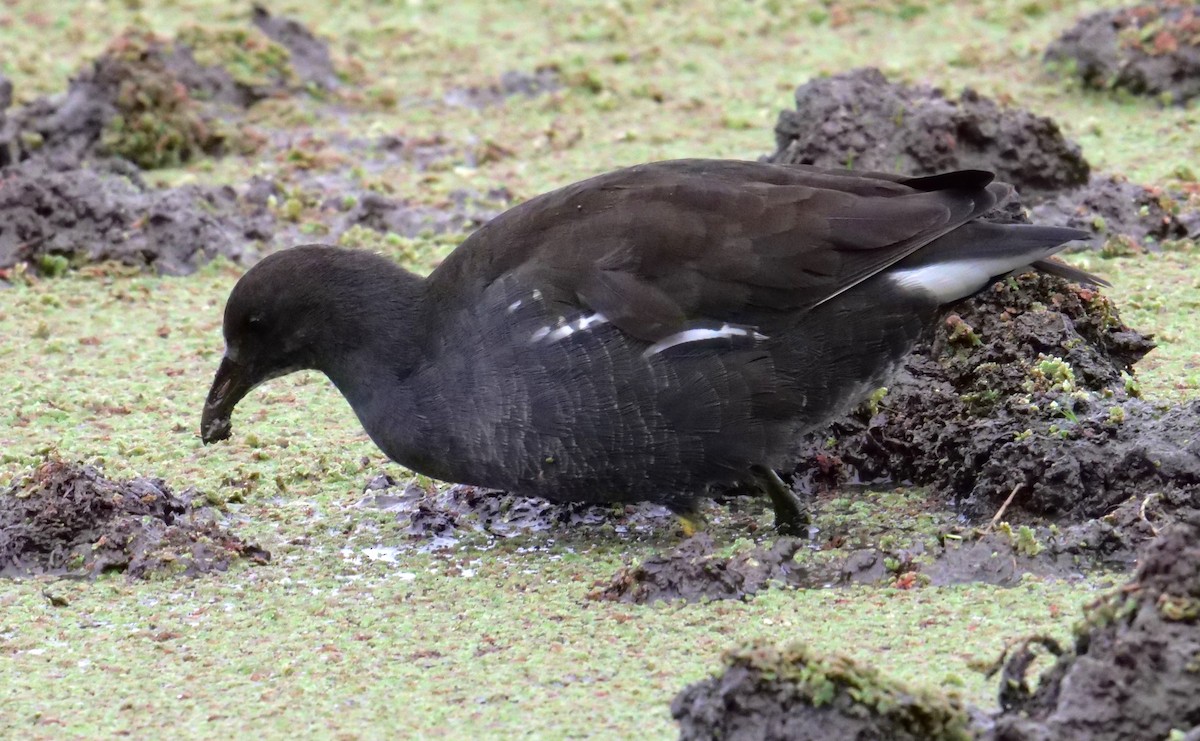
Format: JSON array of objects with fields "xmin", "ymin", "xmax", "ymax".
[
  {"xmin": 0, "ymin": 158, "xmax": 272, "ymax": 275},
  {"xmin": 986, "ymin": 516, "xmax": 1200, "ymax": 740},
  {"xmin": 251, "ymin": 4, "xmax": 340, "ymax": 93},
  {"xmin": 589, "ymin": 534, "xmax": 809, "ymax": 604},
  {"xmin": 672, "ymin": 641, "xmax": 975, "ymax": 741},
  {"xmin": 767, "ymin": 68, "xmax": 1089, "ymax": 197},
  {"xmin": 788, "ymin": 270, "xmax": 1200, "ymax": 530},
  {"xmin": 0, "ymin": 17, "xmax": 507, "ymax": 278},
  {"xmin": 0, "ymin": 8, "xmax": 335, "ymax": 170},
  {"xmin": 1046, "ymin": 0, "xmax": 1200, "ymax": 105},
  {"xmin": 767, "ymin": 69, "xmax": 1200, "ymax": 251},
  {"xmin": 1027, "ymin": 174, "xmax": 1200, "ymax": 253},
  {"xmin": 0, "ymin": 10, "xmax": 345, "ymax": 276},
  {"xmin": 0, "ymin": 459, "xmax": 268, "ymax": 579}
]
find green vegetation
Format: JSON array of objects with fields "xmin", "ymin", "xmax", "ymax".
[{"xmin": 0, "ymin": 0, "xmax": 1197, "ymax": 737}]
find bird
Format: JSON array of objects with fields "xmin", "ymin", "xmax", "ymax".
[{"xmin": 200, "ymin": 159, "xmax": 1097, "ymax": 534}]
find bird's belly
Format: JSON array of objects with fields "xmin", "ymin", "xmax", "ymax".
[{"xmin": 370, "ymin": 287, "xmax": 933, "ymax": 504}]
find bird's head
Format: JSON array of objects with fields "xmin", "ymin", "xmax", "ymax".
[{"xmin": 200, "ymin": 245, "xmax": 422, "ymax": 444}]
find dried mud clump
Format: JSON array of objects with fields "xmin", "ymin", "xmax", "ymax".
[
  {"xmin": 986, "ymin": 516, "xmax": 1200, "ymax": 740},
  {"xmin": 589, "ymin": 534, "xmax": 809, "ymax": 604},
  {"xmin": 791, "ymin": 271, "xmax": 1200, "ymax": 529},
  {"xmin": 672, "ymin": 641, "xmax": 974, "ymax": 741},
  {"xmin": 0, "ymin": 8, "xmax": 335, "ymax": 170},
  {"xmin": 766, "ymin": 68, "xmax": 1200, "ymax": 251},
  {"xmin": 767, "ymin": 68, "xmax": 1089, "ymax": 197},
  {"xmin": 0, "ymin": 10, "xmax": 361, "ymax": 276},
  {"xmin": 0, "ymin": 460, "xmax": 268, "ymax": 579},
  {"xmin": 1045, "ymin": 0, "xmax": 1200, "ymax": 105},
  {"xmin": 0, "ymin": 158, "xmax": 272, "ymax": 275},
  {"xmin": 1027, "ymin": 174, "xmax": 1200, "ymax": 253}
]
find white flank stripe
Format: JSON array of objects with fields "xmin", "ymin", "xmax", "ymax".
[
  {"xmin": 529, "ymin": 313, "xmax": 609, "ymax": 344},
  {"xmin": 643, "ymin": 324, "xmax": 767, "ymax": 357},
  {"xmin": 506, "ymin": 299, "xmax": 523, "ymax": 313}
]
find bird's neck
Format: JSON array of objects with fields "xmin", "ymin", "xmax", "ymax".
[{"xmin": 313, "ymin": 271, "xmax": 443, "ymax": 475}]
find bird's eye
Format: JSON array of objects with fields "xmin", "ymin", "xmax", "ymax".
[{"xmin": 245, "ymin": 315, "xmax": 264, "ymax": 332}]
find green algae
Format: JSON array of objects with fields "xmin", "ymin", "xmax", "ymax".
[
  {"xmin": 97, "ymin": 31, "xmax": 227, "ymax": 169},
  {"xmin": 0, "ymin": 0, "xmax": 1197, "ymax": 737}
]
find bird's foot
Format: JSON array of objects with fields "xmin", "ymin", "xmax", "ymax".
[{"xmin": 675, "ymin": 510, "xmax": 707, "ymax": 537}]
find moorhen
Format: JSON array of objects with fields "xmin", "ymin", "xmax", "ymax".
[{"xmin": 200, "ymin": 159, "xmax": 1096, "ymax": 534}]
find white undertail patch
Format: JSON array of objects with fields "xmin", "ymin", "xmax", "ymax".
[
  {"xmin": 643, "ymin": 324, "xmax": 768, "ymax": 358},
  {"xmin": 889, "ymin": 257, "xmax": 1036, "ymax": 304}
]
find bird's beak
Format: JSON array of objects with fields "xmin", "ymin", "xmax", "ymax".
[{"xmin": 200, "ymin": 355, "xmax": 254, "ymax": 444}]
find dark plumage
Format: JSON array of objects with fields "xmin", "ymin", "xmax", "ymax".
[{"xmin": 200, "ymin": 159, "xmax": 1096, "ymax": 533}]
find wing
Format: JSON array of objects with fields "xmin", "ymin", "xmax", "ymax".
[{"xmin": 426, "ymin": 159, "xmax": 1007, "ymax": 343}]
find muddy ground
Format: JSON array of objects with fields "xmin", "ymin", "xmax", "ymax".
[
  {"xmin": 984, "ymin": 514, "xmax": 1200, "ymax": 740},
  {"xmin": 1045, "ymin": 0, "xmax": 1200, "ymax": 105},
  {"xmin": 0, "ymin": 9, "xmax": 517, "ymax": 276},
  {"xmin": 2, "ymin": 5, "xmax": 1199, "ymax": 736},
  {"xmin": 356, "ymin": 473, "xmax": 681, "ymax": 543},
  {"xmin": 0, "ymin": 459, "xmax": 268, "ymax": 579},
  {"xmin": 672, "ymin": 516, "xmax": 1200, "ymax": 740},
  {"xmin": 767, "ymin": 67, "xmax": 1200, "ymax": 252}
]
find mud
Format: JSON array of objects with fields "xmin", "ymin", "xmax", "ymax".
[
  {"xmin": 334, "ymin": 182, "xmax": 511, "ymax": 239},
  {"xmin": 250, "ymin": 5, "xmax": 340, "ymax": 93},
  {"xmin": 767, "ymin": 68, "xmax": 1090, "ymax": 197},
  {"xmin": 1046, "ymin": 0, "xmax": 1200, "ymax": 105},
  {"xmin": 0, "ymin": 459, "xmax": 268, "ymax": 579},
  {"xmin": 788, "ymin": 271, "xmax": 1200, "ymax": 532},
  {"xmin": 0, "ymin": 6, "xmax": 336, "ymax": 169},
  {"xmin": 588, "ymin": 492, "xmax": 1166, "ymax": 603},
  {"xmin": 984, "ymin": 515, "xmax": 1200, "ymax": 740},
  {"xmin": 356, "ymin": 473, "xmax": 683, "ymax": 543},
  {"xmin": 768, "ymin": 68, "xmax": 1200, "ymax": 250},
  {"xmin": 0, "ymin": 158, "xmax": 272, "ymax": 275},
  {"xmin": 672, "ymin": 641, "xmax": 976, "ymax": 741},
  {"xmin": 0, "ymin": 14, "xmax": 509, "ymax": 277},
  {"xmin": 1027, "ymin": 174, "xmax": 1200, "ymax": 252},
  {"xmin": 590, "ymin": 534, "xmax": 810, "ymax": 604},
  {"xmin": 673, "ymin": 521, "xmax": 1200, "ymax": 739},
  {"xmin": 0, "ymin": 26, "xmax": 270, "ymax": 170}
]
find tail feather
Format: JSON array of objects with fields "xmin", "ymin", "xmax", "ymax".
[
  {"xmin": 1031, "ymin": 257, "xmax": 1109, "ymax": 287},
  {"xmin": 887, "ymin": 222, "xmax": 1096, "ymax": 304}
]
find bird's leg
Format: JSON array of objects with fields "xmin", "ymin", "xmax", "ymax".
[{"xmin": 750, "ymin": 465, "xmax": 809, "ymax": 536}]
